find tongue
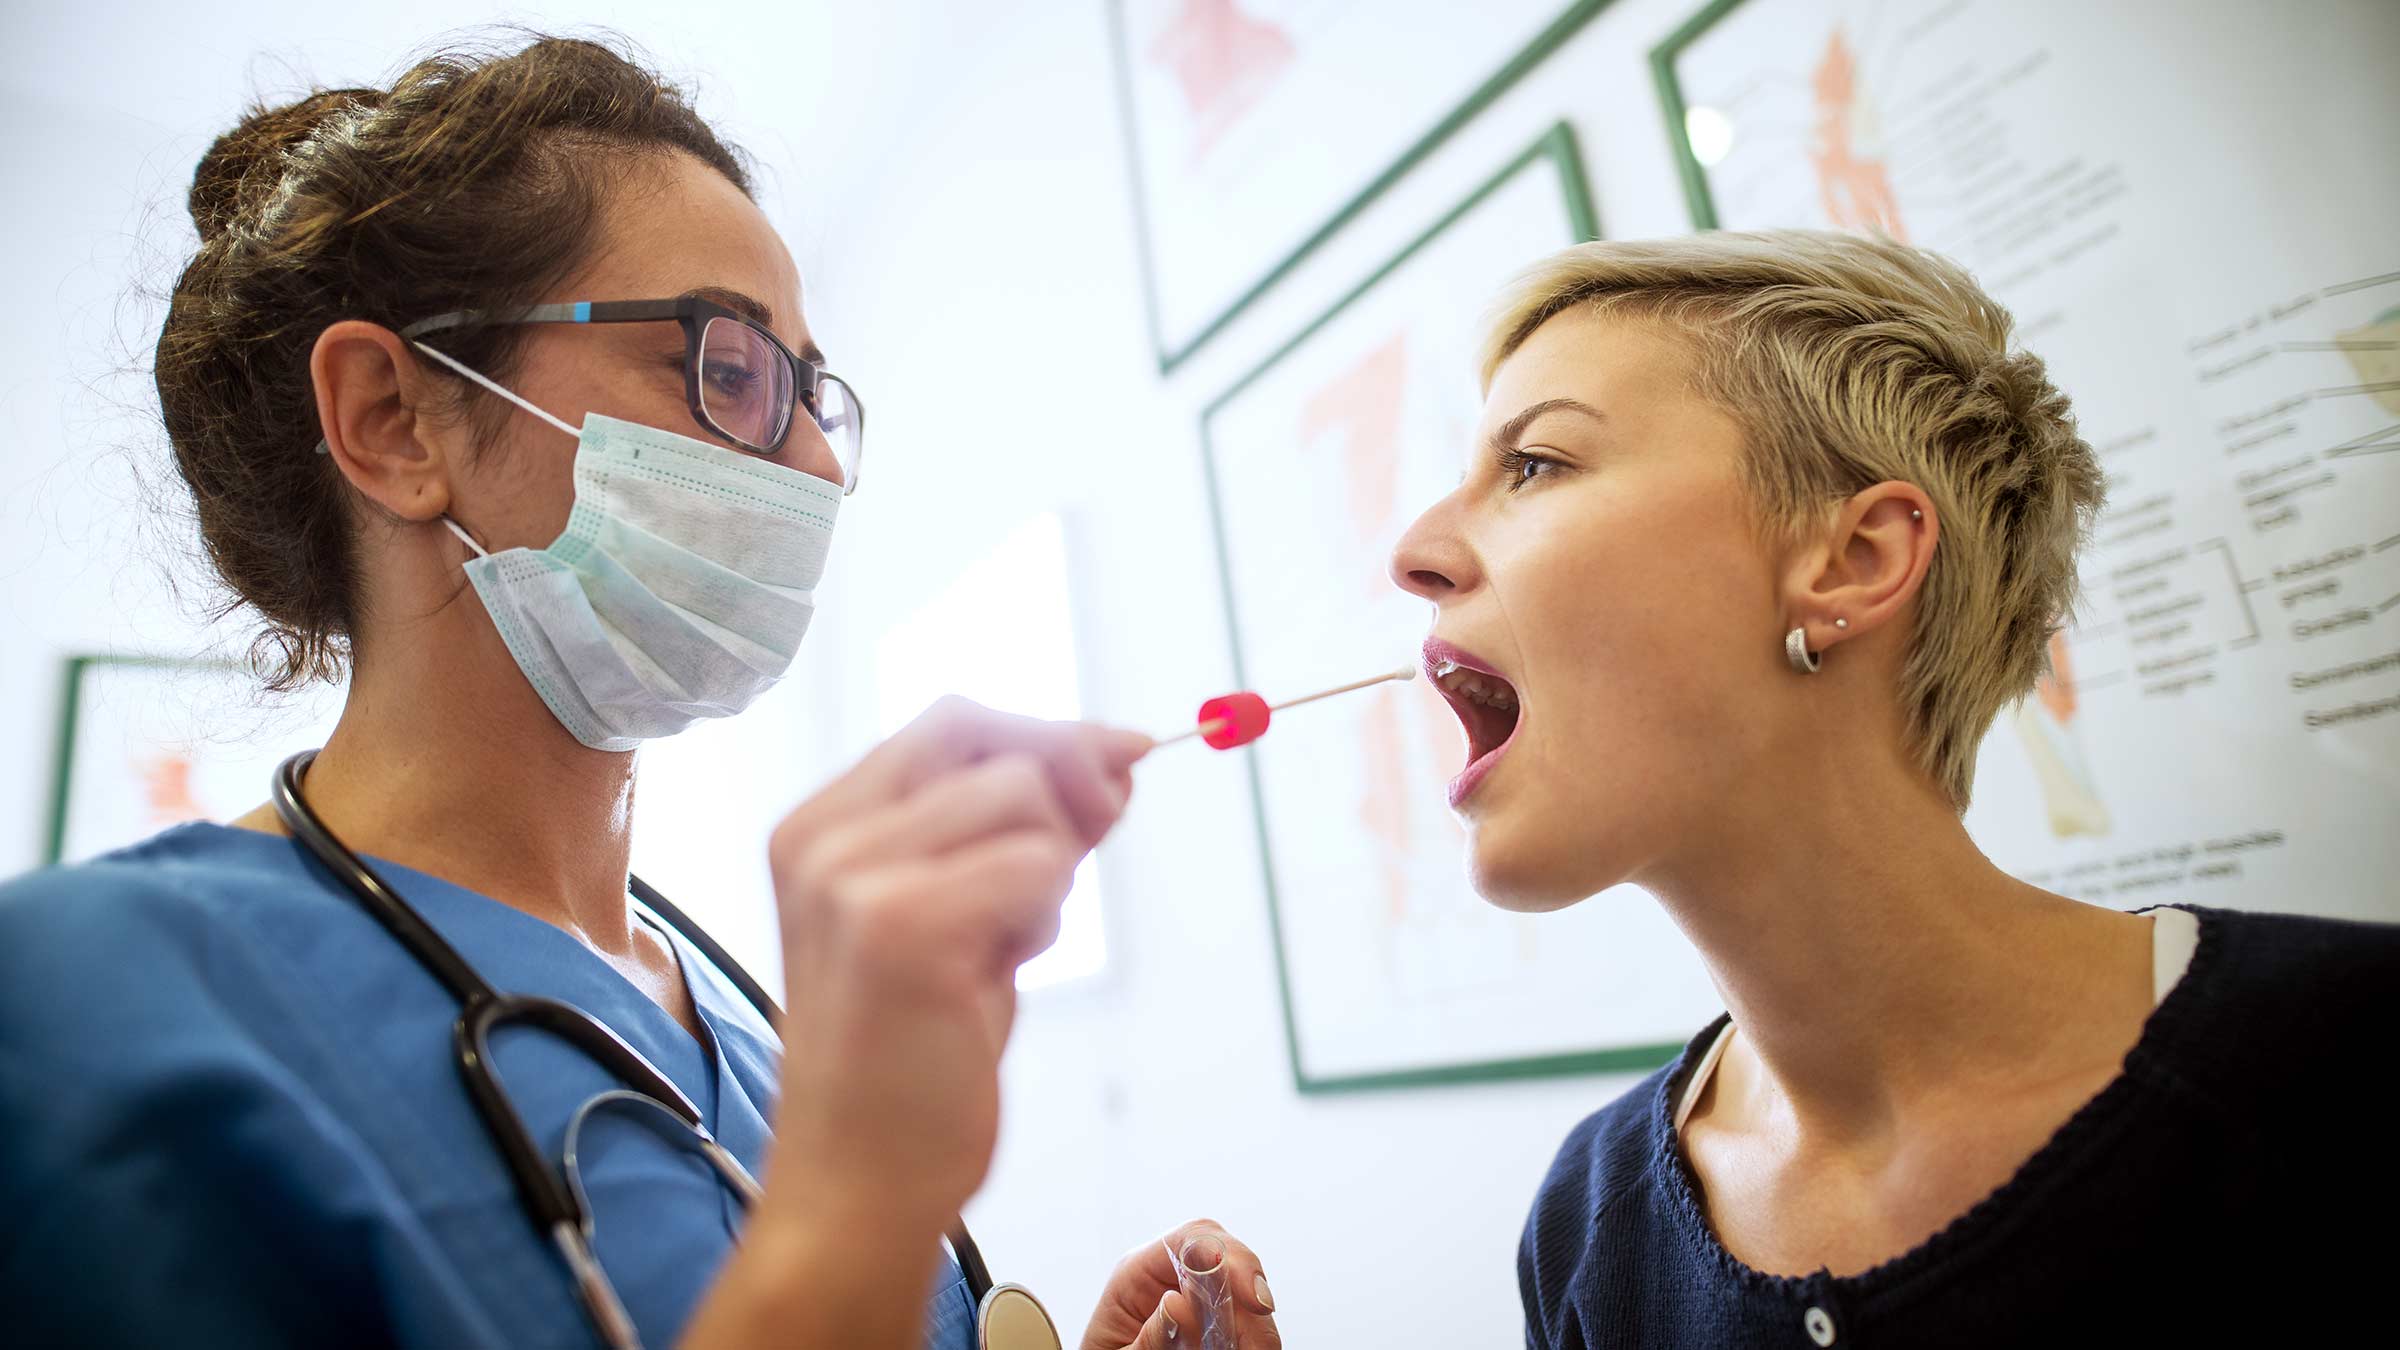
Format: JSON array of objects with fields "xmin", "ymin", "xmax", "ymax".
[{"xmin": 1465, "ymin": 695, "xmax": 1516, "ymax": 761}]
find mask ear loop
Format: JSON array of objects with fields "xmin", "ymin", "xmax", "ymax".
[
  {"xmin": 411, "ymin": 340, "xmax": 580, "ymax": 561},
  {"xmin": 313, "ymin": 339, "xmax": 583, "ymax": 456},
  {"xmin": 441, "ymin": 516, "xmax": 491, "ymax": 559},
  {"xmin": 410, "ymin": 340, "xmax": 582, "ymax": 439}
]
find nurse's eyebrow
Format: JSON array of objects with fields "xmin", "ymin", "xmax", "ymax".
[
  {"xmin": 683, "ymin": 285, "xmax": 774, "ymax": 328},
  {"xmin": 1488, "ymin": 398, "xmax": 1606, "ymax": 453},
  {"xmin": 680, "ymin": 285, "xmax": 827, "ymax": 364}
]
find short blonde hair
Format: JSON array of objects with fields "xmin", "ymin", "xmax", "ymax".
[{"xmin": 1480, "ymin": 229, "xmax": 2103, "ymax": 810}]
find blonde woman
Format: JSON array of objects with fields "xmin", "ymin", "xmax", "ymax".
[{"xmin": 1387, "ymin": 230, "xmax": 2397, "ymax": 1346}]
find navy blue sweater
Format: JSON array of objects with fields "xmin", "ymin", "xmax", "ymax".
[{"xmin": 1520, "ymin": 906, "xmax": 2400, "ymax": 1347}]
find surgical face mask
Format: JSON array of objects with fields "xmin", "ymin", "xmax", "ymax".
[{"xmin": 416, "ymin": 343, "xmax": 840, "ymax": 752}]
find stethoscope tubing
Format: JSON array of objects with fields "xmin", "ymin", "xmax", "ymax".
[{"xmin": 268, "ymin": 750, "xmax": 1004, "ymax": 1322}]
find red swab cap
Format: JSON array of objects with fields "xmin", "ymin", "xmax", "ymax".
[
  {"xmin": 1155, "ymin": 665, "xmax": 1416, "ymax": 752},
  {"xmin": 1195, "ymin": 692, "xmax": 1271, "ymax": 749}
]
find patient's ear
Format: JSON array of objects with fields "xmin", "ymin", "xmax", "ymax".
[
  {"xmin": 1780, "ymin": 481, "xmax": 1937, "ymax": 657},
  {"xmin": 310, "ymin": 320, "xmax": 456, "ymax": 523}
]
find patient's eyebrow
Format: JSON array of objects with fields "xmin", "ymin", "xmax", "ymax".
[{"xmin": 1487, "ymin": 398, "xmax": 1607, "ymax": 454}]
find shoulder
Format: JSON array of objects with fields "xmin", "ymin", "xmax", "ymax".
[
  {"xmin": 1526, "ymin": 1067, "xmax": 1673, "ymax": 1238},
  {"xmin": 0, "ymin": 828, "xmax": 419, "ymax": 1344},
  {"xmin": 2192, "ymin": 902, "xmax": 2400, "ymax": 976},
  {"xmin": 0, "ymin": 823, "xmax": 347, "ymax": 1082},
  {"xmin": 1, "ymin": 829, "xmax": 204, "ymax": 969},
  {"xmin": 1520, "ymin": 1022, "xmax": 1719, "ymax": 1333},
  {"xmin": 0, "ymin": 824, "xmax": 303, "ymax": 986},
  {"xmin": 0, "ymin": 823, "xmax": 374, "ymax": 1103},
  {"xmin": 0, "ymin": 821, "xmax": 292, "ymax": 920},
  {"xmin": 2138, "ymin": 905, "xmax": 2400, "ymax": 1109},
  {"xmin": 2176, "ymin": 904, "xmax": 2400, "ymax": 1028}
]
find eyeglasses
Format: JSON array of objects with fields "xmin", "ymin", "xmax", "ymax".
[{"xmin": 402, "ymin": 298, "xmax": 866, "ymax": 494}]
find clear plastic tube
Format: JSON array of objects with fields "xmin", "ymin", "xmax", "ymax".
[{"xmin": 1168, "ymin": 1232, "xmax": 1237, "ymax": 1350}]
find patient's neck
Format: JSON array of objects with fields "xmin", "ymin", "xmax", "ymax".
[{"xmin": 1637, "ymin": 735, "xmax": 2152, "ymax": 1141}]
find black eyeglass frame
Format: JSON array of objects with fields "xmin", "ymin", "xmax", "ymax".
[{"xmin": 401, "ymin": 298, "xmax": 865, "ymax": 493}]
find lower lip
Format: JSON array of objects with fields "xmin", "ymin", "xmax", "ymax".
[{"xmin": 1447, "ymin": 717, "xmax": 1521, "ymax": 809}]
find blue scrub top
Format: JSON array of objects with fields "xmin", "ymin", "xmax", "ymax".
[{"xmin": 0, "ymin": 822, "xmax": 977, "ymax": 1349}]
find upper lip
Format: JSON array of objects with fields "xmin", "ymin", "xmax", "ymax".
[{"xmin": 1422, "ymin": 636, "xmax": 1505, "ymax": 684}]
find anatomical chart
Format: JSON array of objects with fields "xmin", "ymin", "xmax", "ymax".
[{"xmin": 1661, "ymin": 0, "xmax": 2400, "ymax": 921}]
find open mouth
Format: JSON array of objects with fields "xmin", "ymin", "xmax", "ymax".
[{"xmin": 1425, "ymin": 639, "xmax": 1522, "ymax": 806}]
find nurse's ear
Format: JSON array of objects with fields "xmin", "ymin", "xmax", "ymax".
[{"xmin": 309, "ymin": 319, "xmax": 459, "ymax": 523}]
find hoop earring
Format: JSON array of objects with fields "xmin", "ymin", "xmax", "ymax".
[{"xmin": 1785, "ymin": 626, "xmax": 1821, "ymax": 674}]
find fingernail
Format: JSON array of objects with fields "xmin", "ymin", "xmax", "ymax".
[
  {"xmin": 1165, "ymin": 1311, "xmax": 1179, "ymax": 1341},
  {"xmin": 1255, "ymin": 1274, "xmax": 1275, "ymax": 1311}
]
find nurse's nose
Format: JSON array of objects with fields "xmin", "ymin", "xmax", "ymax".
[{"xmin": 776, "ymin": 415, "xmax": 846, "ymax": 489}]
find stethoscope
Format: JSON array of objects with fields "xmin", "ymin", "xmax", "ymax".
[{"xmin": 270, "ymin": 750, "xmax": 1065, "ymax": 1350}]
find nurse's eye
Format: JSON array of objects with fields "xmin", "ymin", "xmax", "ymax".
[
  {"xmin": 702, "ymin": 358, "xmax": 764, "ymax": 402},
  {"xmin": 1496, "ymin": 446, "xmax": 1563, "ymax": 491}
]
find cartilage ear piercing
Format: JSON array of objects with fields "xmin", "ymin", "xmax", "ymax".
[
  {"xmin": 1911, "ymin": 509, "xmax": 1922, "ymax": 520},
  {"xmin": 1834, "ymin": 618, "xmax": 1849, "ymax": 629}
]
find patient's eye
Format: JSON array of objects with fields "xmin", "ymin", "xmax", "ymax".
[{"xmin": 1497, "ymin": 446, "xmax": 1561, "ymax": 491}]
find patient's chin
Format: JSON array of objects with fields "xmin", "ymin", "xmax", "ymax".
[{"xmin": 1465, "ymin": 832, "xmax": 1603, "ymax": 913}]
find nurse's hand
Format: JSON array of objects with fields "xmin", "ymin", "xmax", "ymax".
[
  {"xmin": 765, "ymin": 697, "xmax": 1148, "ymax": 1216},
  {"xmin": 1082, "ymin": 1220, "xmax": 1283, "ymax": 1350},
  {"xmin": 687, "ymin": 698, "xmax": 1148, "ymax": 1348}
]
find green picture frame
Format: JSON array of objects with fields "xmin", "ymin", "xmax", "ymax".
[
  {"xmin": 43, "ymin": 652, "xmax": 340, "ymax": 867},
  {"xmin": 1108, "ymin": 0, "xmax": 1621, "ymax": 374},
  {"xmin": 1197, "ymin": 123, "xmax": 1686, "ymax": 1093},
  {"xmin": 44, "ymin": 654, "xmax": 215, "ymax": 865},
  {"xmin": 1649, "ymin": 0, "xmax": 1757, "ymax": 231}
]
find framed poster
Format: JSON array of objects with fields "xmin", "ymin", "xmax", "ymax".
[
  {"xmin": 1199, "ymin": 124, "xmax": 1720, "ymax": 1092},
  {"xmin": 1110, "ymin": 0, "xmax": 1617, "ymax": 371},
  {"xmin": 44, "ymin": 654, "xmax": 345, "ymax": 865},
  {"xmin": 1651, "ymin": 0, "xmax": 2400, "ymax": 925}
]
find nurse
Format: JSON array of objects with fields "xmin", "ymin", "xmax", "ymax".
[{"xmin": 0, "ymin": 34, "xmax": 1277, "ymax": 1350}]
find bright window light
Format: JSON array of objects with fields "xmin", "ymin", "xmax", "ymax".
[
  {"xmin": 872, "ymin": 514, "xmax": 1106, "ymax": 990},
  {"xmin": 1685, "ymin": 105, "xmax": 1735, "ymax": 167}
]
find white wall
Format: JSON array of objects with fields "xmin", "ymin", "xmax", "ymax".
[
  {"xmin": 0, "ymin": 1, "xmax": 1721, "ymax": 1344},
  {"xmin": 820, "ymin": 5, "xmax": 1724, "ymax": 1343}
]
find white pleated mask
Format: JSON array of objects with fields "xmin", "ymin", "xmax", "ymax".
[{"xmin": 417, "ymin": 343, "xmax": 840, "ymax": 752}]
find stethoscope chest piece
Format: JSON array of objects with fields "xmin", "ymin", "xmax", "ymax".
[{"xmin": 978, "ymin": 1282, "xmax": 1063, "ymax": 1350}]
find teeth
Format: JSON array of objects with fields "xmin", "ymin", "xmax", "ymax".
[{"xmin": 1433, "ymin": 662, "xmax": 1517, "ymax": 711}]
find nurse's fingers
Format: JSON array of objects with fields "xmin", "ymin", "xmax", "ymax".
[
  {"xmin": 1113, "ymin": 1290, "xmax": 1193, "ymax": 1350},
  {"xmin": 798, "ymin": 697, "xmax": 1149, "ymax": 844},
  {"xmin": 781, "ymin": 828, "xmax": 1069, "ymax": 1062},
  {"xmin": 893, "ymin": 702, "xmax": 1145, "ymax": 847},
  {"xmin": 910, "ymin": 827, "xmax": 1082, "ymax": 970},
  {"xmin": 1163, "ymin": 1219, "xmax": 1280, "ymax": 1322},
  {"xmin": 805, "ymin": 827, "xmax": 1080, "ymax": 977},
  {"xmin": 808, "ymin": 753, "xmax": 1077, "ymax": 876}
]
